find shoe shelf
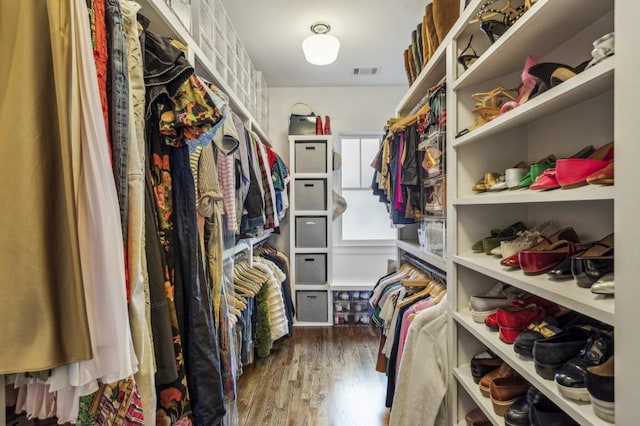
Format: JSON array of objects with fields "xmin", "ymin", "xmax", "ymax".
[
  {"xmin": 396, "ymin": 239, "xmax": 447, "ymax": 271},
  {"xmin": 451, "ymin": 0, "xmax": 613, "ymax": 91},
  {"xmin": 454, "ymin": 365, "xmax": 505, "ymax": 426},
  {"xmin": 453, "ymin": 184, "xmax": 614, "ymax": 206},
  {"xmin": 453, "ymin": 310, "xmax": 611, "ymax": 426},
  {"xmin": 454, "ymin": 252, "xmax": 614, "ymax": 325},
  {"xmin": 453, "ymin": 59, "xmax": 614, "ymax": 148}
]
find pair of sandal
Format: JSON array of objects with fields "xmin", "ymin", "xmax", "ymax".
[
  {"xmin": 457, "ymin": 87, "xmax": 519, "ymax": 137},
  {"xmin": 472, "ymin": 161, "xmax": 528, "ymax": 192}
]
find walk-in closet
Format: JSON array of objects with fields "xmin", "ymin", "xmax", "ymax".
[{"xmin": 2, "ymin": 0, "xmax": 637, "ymax": 425}]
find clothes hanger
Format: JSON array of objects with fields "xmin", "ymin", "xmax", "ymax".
[
  {"xmin": 397, "ymin": 280, "xmax": 436, "ymax": 308},
  {"xmin": 432, "ymin": 288, "xmax": 447, "ymax": 305},
  {"xmin": 401, "ymin": 278, "xmax": 431, "ymax": 288}
]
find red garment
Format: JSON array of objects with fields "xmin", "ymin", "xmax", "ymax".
[{"xmin": 91, "ymin": 0, "xmax": 111, "ymax": 148}]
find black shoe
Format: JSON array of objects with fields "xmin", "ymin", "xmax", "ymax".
[
  {"xmin": 532, "ymin": 326, "xmax": 591, "ymax": 379},
  {"xmin": 470, "ymin": 350, "xmax": 502, "ymax": 384},
  {"xmin": 555, "ymin": 329, "xmax": 613, "ymax": 401},
  {"xmin": 504, "ymin": 386, "xmax": 547, "ymax": 426},
  {"xmin": 513, "ymin": 317, "xmax": 561, "ymax": 358},
  {"xmin": 585, "ymin": 356, "xmax": 615, "ymax": 423},
  {"xmin": 529, "ymin": 400, "xmax": 579, "ymax": 426}
]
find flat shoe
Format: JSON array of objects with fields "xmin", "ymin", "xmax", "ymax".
[
  {"xmin": 591, "ymin": 273, "xmax": 614, "ymax": 295},
  {"xmin": 501, "ymin": 227, "xmax": 579, "ymax": 268},
  {"xmin": 529, "ymin": 168, "xmax": 559, "ymax": 190},
  {"xmin": 519, "ymin": 240, "xmax": 579, "ymax": 276},
  {"xmin": 586, "ymin": 160, "xmax": 614, "ymax": 185},
  {"xmin": 571, "ymin": 233, "xmax": 614, "ymax": 287},
  {"xmin": 556, "ymin": 142, "xmax": 614, "ymax": 188}
]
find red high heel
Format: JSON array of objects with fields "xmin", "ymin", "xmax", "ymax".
[
  {"xmin": 316, "ymin": 116, "xmax": 324, "ymax": 135},
  {"xmin": 324, "ymin": 115, "xmax": 331, "ymax": 135}
]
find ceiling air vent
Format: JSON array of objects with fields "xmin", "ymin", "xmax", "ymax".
[{"xmin": 353, "ymin": 67, "xmax": 379, "ymax": 76}]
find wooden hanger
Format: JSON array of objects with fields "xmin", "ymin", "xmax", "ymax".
[
  {"xmin": 397, "ymin": 280, "xmax": 436, "ymax": 308},
  {"xmin": 401, "ymin": 278, "xmax": 431, "ymax": 288},
  {"xmin": 390, "ymin": 103, "xmax": 431, "ymax": 132}
]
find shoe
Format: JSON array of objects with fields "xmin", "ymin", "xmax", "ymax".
[
  {"xmin": 519, "ymin": 239, "xmax": 581, "ymax": 276},
  {"xmin": 471, "ymin": 221, "xmax": 527, "ymax": 253},
  {"xmin": 546, "ymin": 242, "xmax": 593, "ymax": 280},
  {"xmin": 591, "ymin": 273, "xmax": 615, "ymax": 295},
  {"xmin": 501, "ymin": 227, "xmax": 579, "ymax": 268},
  {"xmin": 432, "ymin": 0, "xmax": 459, "ymax": 43},
  {"xmin": 586, "ymin": 32, "xmax": 615, "ymax": 70},
  {"xmin": 555, "ymin": 329, "xmax": 613, "ymax": 401},
  {"xmin": 532, "ymin": 326, "xmax": 593, "ymax": 380},
  {"xmin": 528, "ymin": 60, "xmax": 591, "ymax": 90},
  {"xmin": 556, "ymin": 142, "xmax": 614, "ymax": 188},
  {"xmin": 485, "ymin": 313, "xmax": 499, "ymax": 330},
  {"xmin": 457, "ymin": 87, "xmax": 519, "ymax": 137},
  {"xmin": 470, "ymin": 350, "xmax": 503, "ymax": 384},
  {"xmin": 424, "ymin": 4, "xmax": 440, "ymax": 62},
  {"xmin": 504, "ymin": 386, "xmax": 547, "ymax": 426},
  {"xmin": 529, "ymin": 168, "xmax": 560, "ymax": 190},
  {"xmin": 464, "ymin": 407, "xmax": 492, "ymax": 426},
  {"xmin": 517, "ymin": 154, "xmax": 557, "ymax": 188},
  {"xmin": 571, "ymin": 233, "xmax": 614, "ymax": 288},
  {"xmin": 497, "ymin": 304, "xmax": 546, "ymax": 344},
  {"xmin": 315, "ymin": 116, "xmax": 323, "ymax": 135},
  {"xmin": 472, "ymin": 172, "xmax": 501, "ymax": 192},
  {"xmin": 513, "ymin": 317, "xmax": 562, "ymax": 358},
  {"xmin": 501, "ymin": 55, "xmax": 540, "ymax": 113},
  {"xmin": 479, "ymin": 362, "xmax": 521, "ymax": 397},
  {"xmin": 323, "ymin": 115, "xmax": 331, "ymax": 135},
  {"xmin": 487, "ymin": 174, "xmax": 508, "ymax": 191},
  {"xmin": 457, "ymin": 34, "xmax": 479, "ymax": 71},
  {"xmin": 529, "ymin": 400, "xmax": 579, "ymax": 426},
  {"xmin": 587, "ymin": 160, "xmax": 614, "ymax": 185},
  {"xmin": 482, "ymin": 221, "xmax": 527, "ymax": 254},
  {"xmin": 490, "ymin": 376, "xmax": 530, "ymax": 416},
  {"xmin": 506, "ymin": 166, "xmax": 529, "ymax": 190},
  {"xmin": 493, "ymin": 221, "xmax": 557, "ymax": 258},
  {"xmin": 585, "ymin": 356, "xmax": 615, "ymax": 423},
  {"xmin": 469, "ymin": 282, "xmax": 519, "ymax": 323}
]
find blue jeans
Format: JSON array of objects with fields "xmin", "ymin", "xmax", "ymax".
[{"xmin": 106, "ymin": 0, "xmax": 130, "ymax": 244}]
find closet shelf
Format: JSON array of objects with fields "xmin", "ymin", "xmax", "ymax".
[
  {"xmin": 291, "ymin": 173, "xmax": 329, "ymax": 179},
  {"xmin": 137, "ymin": 0, "xmax": 273, "ymax": 146},
  {"xmin": 453, "ymin": 59, "xmax": 614, "ymax": 148},
  {"xmin": 397, "ymin": 240, "xmax": 447, "ymax": 271},
  {"xmin": 222, "ymin": 229, "xmax": 274, "ymax": 260},
  {"xmin": 452, "ymin": 0, "xmax": 613, "ymax": 91},
  {"xmin": 293, "ymin": 210, "xmax": 329, "ymax": 217},
  {"xmin": 294, "ymin": 284, "xmax": 329, "ymax": 291},
  {"xmin": 395, "ymin": 0, "xmax": 479, "ymax": 116},
  {"xmin": 453, "ymin": 185, "xmax": 613, "ymax": 205},
  {"xmin": 292, "ymin": 248, "xmax": 330, "ymax": 254},
  {"xmin": 454, "ymin": 253, "xmax": 614, "ymax": 325},
  {"xmin": 454, "ymin": 310, "xmax": 611, "ymax": 426},
  {"xmin": 453, "ymin": 366, "xmax": 503, "ymax": 426}
]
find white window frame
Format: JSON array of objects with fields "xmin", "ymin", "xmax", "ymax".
[{"xmin": 334, "ymin": 132, "xmax": 398, "ymax": 247}]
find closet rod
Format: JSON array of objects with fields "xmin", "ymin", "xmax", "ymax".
[{"xmin": 401, "ymin": 252, "xmax": 447, "ymax": 283}]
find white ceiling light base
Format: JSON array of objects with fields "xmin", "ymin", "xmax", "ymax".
[{"xmin": 302, "ymin": 22, "xmax": 340, "ymax": 66}]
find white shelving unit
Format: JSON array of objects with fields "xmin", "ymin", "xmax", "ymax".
[
  {"xmin": 289, "ymin": 135, "xmax": 334, "ymax": 326},
  {"xmin": 388, "ymin": 0, "xmax": 635, "ymax": 423}
]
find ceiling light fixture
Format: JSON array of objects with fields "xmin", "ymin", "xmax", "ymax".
[{"xmin": 302, "ymin": 22, "xmax": 340, "ymax": 66}]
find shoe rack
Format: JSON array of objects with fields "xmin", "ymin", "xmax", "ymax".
[
  {"xmin": 394, "ymin": 0, "xmax": 639, "ymax": 424},
  {"xmin": 446, "ymin": 0, "xmax": 619, "ymax": 425}
]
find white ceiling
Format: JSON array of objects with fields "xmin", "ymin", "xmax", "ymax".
[{"xmin": 221, "ymin": 0, "xmax": 428, "ymax": 87}]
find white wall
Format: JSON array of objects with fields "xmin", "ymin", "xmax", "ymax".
[{"xmin": 267, "ymin": 86, "xmax": 404, "ymax": 285}]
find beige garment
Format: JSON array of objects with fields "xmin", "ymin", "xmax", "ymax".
[
  {"xmin": 0, "ymin": 0, "xmax": 92, "ymax": 374},
  {"xmin": 120, "ymin": 0, "xmax": 157, "ymax": 422}
]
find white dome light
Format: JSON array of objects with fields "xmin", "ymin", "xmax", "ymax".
[{"xmin": 302, "ymin": 23, "xmax": 340, "ymax": 66}]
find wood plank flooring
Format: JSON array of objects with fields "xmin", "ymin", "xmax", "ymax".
[{"xmin": 237, "ymin": 326, "xmax": 390, "ymax": 426}]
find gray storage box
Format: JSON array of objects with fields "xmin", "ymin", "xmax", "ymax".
[
  {"xmin": 295, "ymin": 216, "xmax": 327, "ymax": 247},
  {"xmin": 295, "ymin": 254, "xmax": 327, "ymax": 285},
  {"xmin": 296, "ymin": 291, "xmax": 328, "ymax": 323},
  {"xmin": 294, "ymin": 179, "xmax": 327, "ymax": 210},
  {"xmin": 294, "ymin": 141, "xmax": 327, "ymax": 173}
]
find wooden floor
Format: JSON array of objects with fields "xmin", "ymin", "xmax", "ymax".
[{"xmin": 237, "ymin": 326, "xmax": 390, "ymax": 426}]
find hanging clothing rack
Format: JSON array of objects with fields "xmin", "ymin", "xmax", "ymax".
[{"xmin": 401, "ymin": 252, "xmax": 447, "ymax": 283}]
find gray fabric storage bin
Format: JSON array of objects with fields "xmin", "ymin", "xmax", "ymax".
[
  {"xmin": 294, "ymin": 179, "xmax": 327, "ymax": 210},
  {"xmin": 294, "ymin": 141, "xmax": 327, "ymax": 173},
  {"xmin": 296, "ymin": 291, "xmax": 328, "ymax": 323},
  {"xmin": 295, "ymin": 254, "xmax": 327, "ymax": 285},
  {"xmin": 295, "ymin": 216, "xmax": 327, "ymax": 247}
]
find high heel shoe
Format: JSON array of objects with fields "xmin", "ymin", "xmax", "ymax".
[
  {"xmin": 528, "ymin": 60, "xmax": 591, "ymax": 91},
  {"xmin": 501, "ymin": 55, "xmax": 540, "ymax": 113},
  {"xmin": 456, "ymin": 87, "xmax": 518, "ymax": 137},
  {"xmin": 457, "ymin": 34, "xmax": 479, "ymax": 71}
]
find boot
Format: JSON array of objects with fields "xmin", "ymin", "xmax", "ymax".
[
  {"xmin": 324, "ymin": 116, "xmax": 331, "ymax": 135},
  {"xmin": 424, "ymin": 4, "xmax": 440, "ymax": 61},
  {"xmin": 422, "ymin": 13, "xmax": 431, "ymax": 66},
  {"xmin": 316, "ymin": 116, "xmax": 323, "ymax": 135},
  {"xmin": 403, "ymin": 48, "xmax": 413, "ymax": 85},
  {"xmin": 432, "ymin": 0, "xmax": 460, "ymax": 42}
]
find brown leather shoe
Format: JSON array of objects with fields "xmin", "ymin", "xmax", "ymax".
[
  {"xmin": 490, "ymin": 376, "xmax": 530, "ymax": 416},
  {"xmin": 464, "ymin": 407, "xmax": 491, "ymax": 426},
  {"xmin": 479, "ymin": 362, "xmax": 521, "ymax": 397}
]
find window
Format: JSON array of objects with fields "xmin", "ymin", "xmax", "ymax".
[{"xmin": 337, "ymin": 134, "xmax": 397, "ymax": 244}]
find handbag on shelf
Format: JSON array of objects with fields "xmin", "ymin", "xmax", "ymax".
[{"xmin": 288, "ymin": 102, "xmax": 317, "ymax": 135}]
